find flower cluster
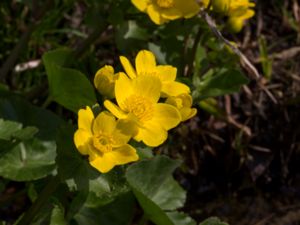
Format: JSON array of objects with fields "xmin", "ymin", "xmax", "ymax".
[
  {"xmin": 74, "ymin": 50, "xmax": 197, "ymax": 173},
  {"xmin": 207, "ymin": 0, "xmax": 255, "ymax": 32},
  {"xmin": 131, "ymin": 0, "xmax": 200, "ymax": 25}
]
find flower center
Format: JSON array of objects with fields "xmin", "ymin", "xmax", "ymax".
[
  {"xmin": 156, "ymin": 0, "xmax": 174, "ymax": 8},
  {"xmin": 92, "ymin": 133, "xmax": 114, "ymax": 153},
  {"xmin": 122, "ymin": 95, "xmax": 154, "ymax": 122}
]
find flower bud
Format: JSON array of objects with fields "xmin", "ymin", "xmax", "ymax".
[
  {"xmin": 212, "ymin": 0, "xmax": 230, "ymax": 14},
  {"xmin": 94, "ymin": 65, "xmax": 119, "ymax": 99},
  {"xmin": 227, "ymin": 16, "xmax": 244, "ymax": 33}
]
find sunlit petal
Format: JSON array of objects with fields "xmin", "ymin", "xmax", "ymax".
[
  {"xmin": 152, "ymin": 103, "xmax": 181, "ymax": 130},
  {"xmin": 155, "ymin": 65, "xmax": 177, "ymax": 82},
  {"xmin": 133, "ymin": 75, "xmax": 161, "ymax": 103},
  {"xmin": 78, "ymin": 106, "xmax": 94, "ymax": 133},
  {"xmin": 89, "ymin": 153, "xmax": 115, "ymax": 173},
  {"xmin": 92, "ymin": 111, "xmax": 117, "ymax": 135},
  {"xmin": 135, "ymin": 50, "xmax": 156, "ymax": 75},
  {"xmin": 120, "ymin": 56, "xmax": 137, "ymax": 79},
  {"xmin": 115, "ymin": 72, "xmax": 135, "ymax": 107},
  {"xmin": 134, "ymin": 121, "xmax": 168, "ymax": 147},
  {"xmin": 110, "ymin": 144, "xmax": 139, "ymax": 165},
  {"xmin": 112, "ymin": 119, "xmax": 138, "ymax": 147},
  {"xmin": 104, "ymin": 100, "xmax": 127, "ymax": 119},
  {"xmin": 162, "ymin": 81, "xmax": 190, "ymax": 97},
  {"xmin": 74, "ymin": 129, "xmax": 92, "ymax": 155}
]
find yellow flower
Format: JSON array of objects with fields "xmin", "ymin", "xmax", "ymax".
[
  {"xmin": 119, "ymin": 50, "xmax": 190, "ymax": 97},
  {"xmin": 227, "ymin": 7, "xmax": 255, "ymax": 32},
  {"xmin": 166, "ymin": 93, "xmax": 197, "ymax": 121},
  {"xmin": 131, "ymin": 0, "xmax": 200, "ymax": 25},
  {"xmin": 94, "ymin": 65, "xmax": 119, "ymax": 99},
  {"xmin": 74, "ymin": 107, "xmax": 138, "ymax": 173},
  {"xmin": 104, "ymin": 73, "xmax": 181, "ymax": 147},
  {"xmin": 211, "ymin": 0, "xmax": 230, "ymax": 13},
  {"xmin": 200, "ymin": 0, "xmax": 210, "ymax": 8},
  {"xmin": 228, "ymin": 0, "xmax": 255, "ymax": 14}
]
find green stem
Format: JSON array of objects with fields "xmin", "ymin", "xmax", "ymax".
[{"xmin": 17, "ymin": 175, "xmax": 61, "ymax": 225}]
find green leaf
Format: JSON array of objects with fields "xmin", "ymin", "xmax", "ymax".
[
  {"xmin": 126, "ymin": 156, "xmax": 193, "ymax": 225},
  {"xmin": 0, "ymin": 139, "xmax": 56, "ymax": 181},
  {"xmin": 56, "ymin": 125, "xmax": 132, "ymax": 220},
  {"xmin": 85, "ymin": 168, "xmax": 131, "ymax": 208},
  {"xmin": 74, "ymin": 192, "xmax": 135, "ymax": 225},
  {"xmin": 0, "ymin": 119, "xmax": 22, "ymax": 140},
  {"xmin": 0, "ymin": 90, "xmax": 64, "ymax": 140},
  {"xmin": 167, "ymin": 212, "xmax": 196, "ymax": 225},
  {"xmin": 0, "ymin": 119, "xmax": 38, "ymax": 142},
  {"xmin": 0, "ymin": 91, "xmax": 64, "ymax": 181},
  {"xmin": 194, "ymin": 69, "xmax": 248, "ymax": 100},
  {"xmin": 43, "ymin": 48, "xmax": 96, "ymax": 112},
  {"xmin": 126, "ymin": 156, "xmax": 185, "ymax": 210},
  {"xmin": 55, "ymin": 124, "xmax": 91, "ymax": 188},
  {"xmin": 200, "ymin": 217, "xmax": 229, "ymax": 225},
  {"xmin": 131, "ymin": 188, "xmax": 174, "ymax": 225}
]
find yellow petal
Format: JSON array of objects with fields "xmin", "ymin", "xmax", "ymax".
[
  {"xmin": 134, "ymin": 121, "xmax": 168, "ymax": 147},
  {"xmin": 155, "ymin": 65, "xmax": 177, "ymax": 82},
  {"xmin": 135, "ymin": 50, "xmax": 156, "ymax": 75},
  {"xmin": 159, "ymin": 7, "xmax": 182, "ymax": 20},
  {"xmin": 104, "ymin": 100, "xmax": 127, "ymax": 119},
  {"xmin": 110, "ymin": 144, "xmax": 139, "ymax": 165},
  {"xmin": 115, "ymin": 72, "xmax": 135, "ymax": 107},
  {"xmin": 131, "ymin": 0, "xmax": 149, "ymax": 12},
  {"xmin": 94, "ymin": 65, "xmax": 117, "ymax": 99},
  {"xmin": 89, "ymin": 154, "xmax": 115, "ymax": 173},
  {"xmin": 89, "ymin": 144, "xmax": 138, "ymax": 173},
  {"xmin": 78, "ymin": 106, "xmax": 94, "ymax": 133},
  {"xmin": 162, "ymin": 81, "xmax": 190, "ymax": 97},
  {"xmin": 180, "ymin": 107, "xmax": 197, "ymax": 121},
  {"xmin": 181, "ymin": 94, "xmax": 193, "ymax": 107},
  {"xmin": 92, "ymin": 111, "xmax": 117, "ymax": 135},
  {"xmin": 120, "ymin": 56, "xmax": 137, "ymax": 79},
  {"xmin": 146, "ymin": 4, "xmax": 168, "ymax": 25},
  {"xmin": 227, "ymin": 16, "xmax": 244, "ymax": 33},
  {"xmin": 112, "ymin": 119, "xmax": 138, "ymax": 147},
  {"xmin": 133, "ymin": 75, "xmax": 161, "ymax": 103},
  {"xmin": 174, "ymin": 0, "xmax": 200, "ymax": 18},
  {"xmin": 74, "ymin": 129, "xmax": 92, "ymax": 155},
  {"xmin": 153, "ymin": 103, "xmax": 181, "ymax": 130}
]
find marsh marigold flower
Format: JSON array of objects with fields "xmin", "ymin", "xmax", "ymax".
[
  {"xmin": 131, "ymin": 0, "xmax": 200, "ymax": 25},
  {"xmin": 120, "ymin": 50, "xmax": 190, "ymax": 97},
  {"xmin": 166, "ymin": 93, "xmax": 197, "ymax": 121},
  {"xmin": 94, "ymin": 65, "xmax": 119, "ymax": 99},
  {"xmin": 207, "ymin": 0, "xmax": 255, "ymax": 32},
  {"xmin": 227, "ymin": 0, "xmax": 255, "ymax": 32},
  {"xmin": 104, "ymin": 73, "xmax": 181, "ymax": 147},
  {"xmin": 74, "ymin": 107, "xmax": 138, "ymax": 173}
]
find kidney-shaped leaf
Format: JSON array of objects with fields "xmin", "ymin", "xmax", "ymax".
[
  {"xmin": 126, "ymin": 155, "xmax": 185, "ymax": 210},
  {"xmin": 0, "ymin": 139, "xmax": 56, "ymax": 181},
  {"xmin": 0, "ymin": 91, "xmax": 64, "ymax": 181},
  {"xmin": 126, "ymin": 156, "xmax": 195, "ymax": 225}
]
